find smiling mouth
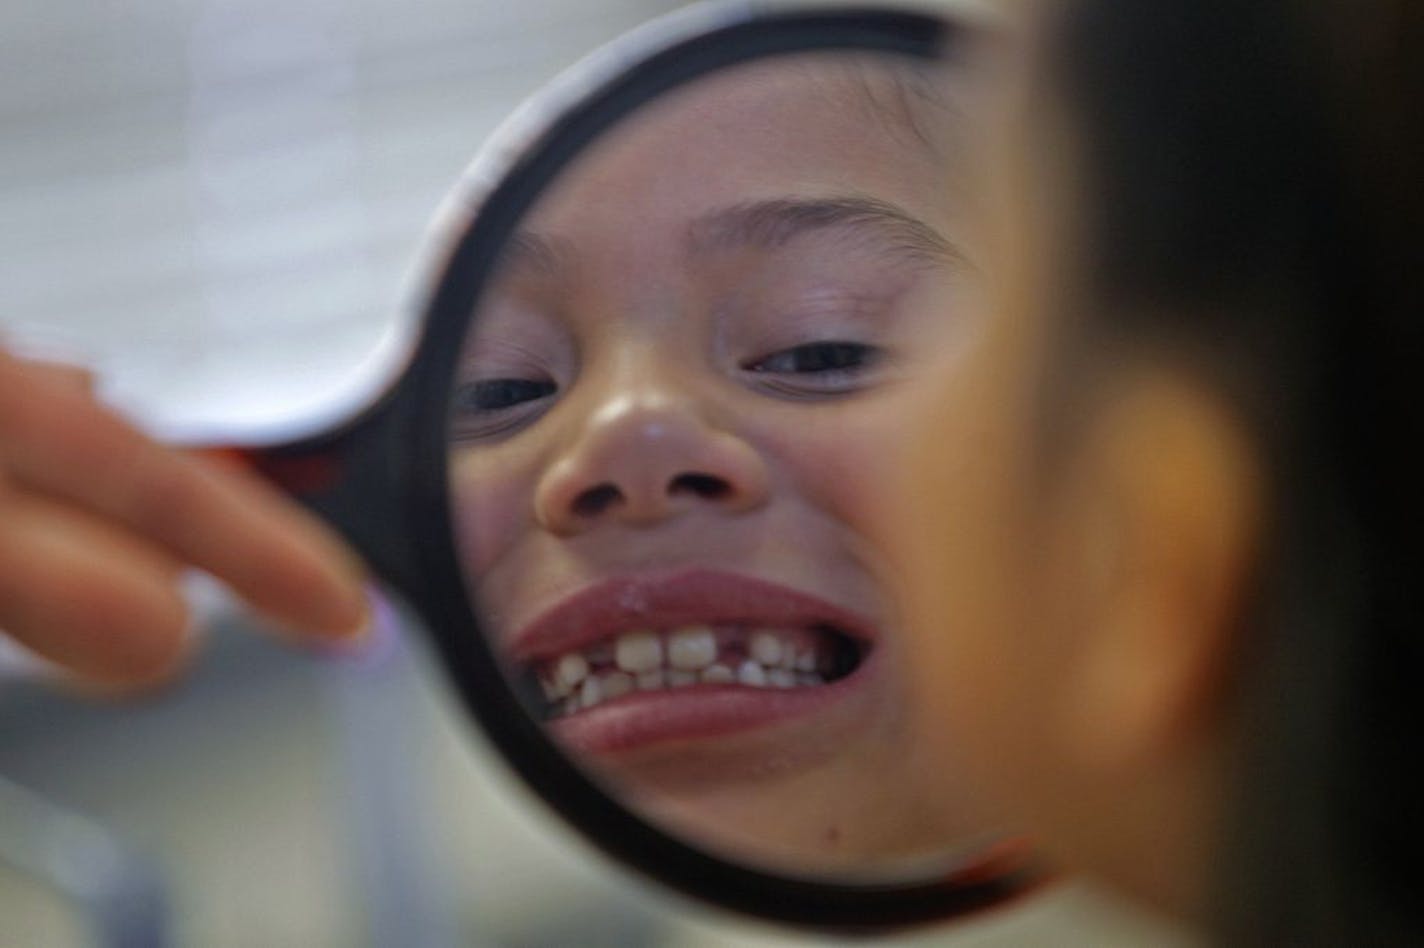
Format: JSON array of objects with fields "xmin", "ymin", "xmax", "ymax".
[
  {"xmin": 502, "ymin": 569, "xmax": 881, "ymax": 752},
  {"xmin": 527, "ymin": 622, "xmax": 867, "ymax": 721}
]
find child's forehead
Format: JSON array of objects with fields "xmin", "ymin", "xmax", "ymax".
[
  {"xmin": 542, "ymin": 54, "xmax": 962, "ymax": 180},
  {"xmin": 753, "ymin": 53, "xmax": 966, "ymax": 155},
  {"xmin": 497, "ymin": 51, "xmax": 978, "ymax": 271}
]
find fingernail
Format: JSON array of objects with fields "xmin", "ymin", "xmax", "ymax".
[{"xmin": 315, "ymin": 589, "xmax": 399, "ymax": 668}]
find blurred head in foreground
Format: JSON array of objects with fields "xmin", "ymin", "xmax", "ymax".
[{"xmin": 889, "ymin": 0, "xmax": 1423, "ymax": 942}]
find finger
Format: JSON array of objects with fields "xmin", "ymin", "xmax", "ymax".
[
  {"xmin": 0, "ymin": 356, "xmax": 369, "ymax": 640},
  {"xmin": 17, "ymin": 358, "xmax": 98, "ymax": 395},
  {"xmin": 0, "ymin": 483, "xmax": 191, "ymax": 687},
  {"xmin": 0, "ymin": 339, "xmax": 97, "ymax": 393}
]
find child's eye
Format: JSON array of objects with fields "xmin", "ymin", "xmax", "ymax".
[
  {"xmin": 451, "ymin": 377, "xmax": 557, "ymax": 440},
  {"xmin": 742, "ymin": 341, "xmax": 884, "ymax": 398},
  {"xmin": 457, "ymin": 378, "xmax": 557, "ymax": 413},
  {"xmin": 748, "ymin": 341, "xmax": 879, "ymax": 375}
]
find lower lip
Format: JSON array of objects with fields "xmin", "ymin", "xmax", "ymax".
[{"xmin": 548, "ymin": 649, "xmax": 878, "ymax": 755}]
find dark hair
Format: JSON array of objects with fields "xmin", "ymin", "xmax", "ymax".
[{"xmin": 1043, "ymin": 0, "xmax": 1423, "ymax": 943}]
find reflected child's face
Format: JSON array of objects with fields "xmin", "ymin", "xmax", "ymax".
[{"xmin": 450, "ymin": 56, "xmax": 993, "ymax": 869}]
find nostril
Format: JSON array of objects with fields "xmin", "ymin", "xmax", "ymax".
[
  {"xmin": 564, "ymin": 473, "xmax": 736, "ymax": 523},
  {"xmin": 670, "ymin": 472, "xmax": 731, "ymax": 500},
  {"xmin": 572, "ymin": 484, "xmax": 622, "ymax": 518}
]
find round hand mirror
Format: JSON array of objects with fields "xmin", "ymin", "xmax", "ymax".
[{"xmin": 246, "ymin": 1, "xmax": 1045, "ymax": 932}]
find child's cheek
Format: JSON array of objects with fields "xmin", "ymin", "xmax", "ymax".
[
  {"xmin": 757, "ymin": 406, "xmax": 902, "ymax": 542},
  {"xmin": 450, "ymin": 448, "xmax": 533, "ymax": 577}
]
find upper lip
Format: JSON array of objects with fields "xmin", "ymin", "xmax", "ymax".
[{"xmin": 505, "ymin": 567, "xmax": 879, "ymax": 664}]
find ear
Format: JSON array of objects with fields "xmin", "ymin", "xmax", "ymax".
[{"xmin": 1050, "ymin": 364, "xmax": 1263, "ymax": 776}]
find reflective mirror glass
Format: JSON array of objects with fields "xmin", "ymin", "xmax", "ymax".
[{"xmin": 446, "ymin": 45, "xmax": 1001, "ymax": 881}]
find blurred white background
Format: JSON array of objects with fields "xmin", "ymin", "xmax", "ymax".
[
  {"xmin": 0, "ymin": 0, "xmax": 702, "ymax": 438},
  {"xmin": 0, "ymin": 1, "xmax": 1192, "ymax": 945}
]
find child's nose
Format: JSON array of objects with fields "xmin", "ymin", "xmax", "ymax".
[{"xmin": 533, "ymin": 388, "xmax": 769, "ymax": 535}]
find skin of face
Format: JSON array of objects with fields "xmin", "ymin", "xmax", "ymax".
[
  {"xmin": 449, "ymin": 55, "xmax": 1000, "ymax": 872},
  {"xmin": 885, "ymin": 22, "xmax": 1263, "ymax": 920}
]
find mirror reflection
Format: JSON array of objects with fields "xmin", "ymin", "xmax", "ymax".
[{"xmin": 449, "ymin": 48, "xmax": 995, "ymax": 877}]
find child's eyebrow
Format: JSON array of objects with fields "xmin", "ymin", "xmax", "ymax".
[
  {"xmin": 686, "ymin": 195, "xmax": 964, "ymax": 268},
  {"xmin": 498, "ymin": 195, "xmax": 964, "ymax": 286}
]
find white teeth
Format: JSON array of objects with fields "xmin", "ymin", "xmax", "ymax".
[
  {"xmin": 602, "ymin": 671, "xmax": 634, "ymax": 700},
  {"xmin": 701, "ymin": 664, "xmax": 735, "ymax": 684},
  {"xmin": 748, "ymin": 631, "xmax": 783, "ymax": 667},
  {"xmin": 668, "ymin": 625, "xmax": 717, "ymax": 670},
  {"xmin": 737, "ymin": 660, "xmax": 768, "ymax": 687},
  {"xmin": 615, "ymin": 630, "xmax": 662, "ymax": 673},
  {"xmin": 556, "ymin": 653, "xmax": 589, "ymax": 689},
  {"xmin": 542, "ymin": 624, "xmax": 849, "ymax": 717},
  {"xmin": 578, "ymin": 676, "xmax": 601, "ymax": 708}
]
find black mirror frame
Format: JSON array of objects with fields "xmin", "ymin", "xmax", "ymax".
[{"xmin": 258, "ymin": 3, "xmax": 1048, "ymax": 932}]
